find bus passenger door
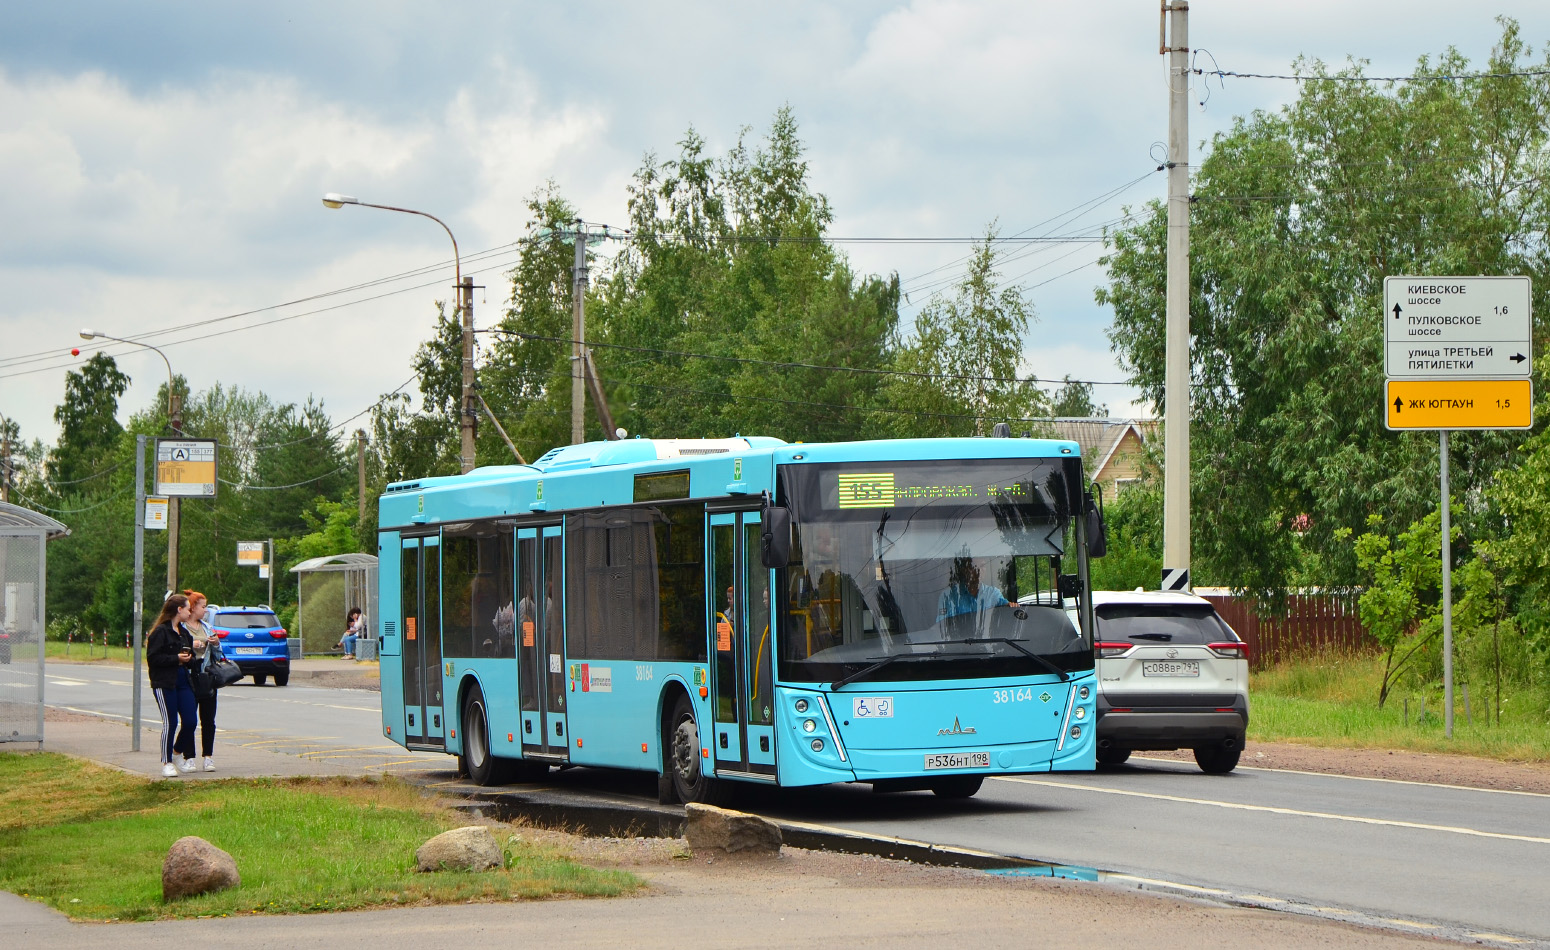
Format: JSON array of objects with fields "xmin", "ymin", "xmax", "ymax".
[
  {"xmin": 400, "ymin": 535, "xmax": 445, "ymax": 748},
  {"xmin": 710, "ymin": 511, "xmax": 775, "ymax": 777},
  {"xmin": 517, "ymin": 526, "xmax": 567, "ymax": 760}
]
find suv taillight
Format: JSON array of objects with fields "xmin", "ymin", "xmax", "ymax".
[
  {"xmin": 269, "ymin": 629, "xmax": 288, "ymax": 640},
  {"xmin": 1095, "ymin": 641, "xmax": 1132, "ymax": 658},
  {"xmin": 212, "ymin": 629, "xmax": 230, "ymax": 639},
  {"xmin": 1208, "ymin": 641, "xmax": 1249, "ymax": 660}
]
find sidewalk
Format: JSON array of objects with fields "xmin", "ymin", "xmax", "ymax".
[{"xmin": 32, "ymin": 707, "xmax": 447, "ymax": 782}]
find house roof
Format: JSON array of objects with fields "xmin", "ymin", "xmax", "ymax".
[{"xmin": 1044, "ymin": 418, "xmax": 1155, "ymax": 478}]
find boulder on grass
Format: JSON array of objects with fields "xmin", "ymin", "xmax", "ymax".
[
  {"xmin": 162, "ymin": 836, "xmax": 240, "ymax": 901},
  {"xmin": 684, "ymin": 803, "xmax": 783, "ymax": 854},
  {"xmin": 415, "ymin": 826, "xmax": 503, "ymax": 872}
]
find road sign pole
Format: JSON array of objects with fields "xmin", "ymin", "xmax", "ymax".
[
  {"xmin": 1441, "ymin": 430, "xmax": 1454, "ymax": 738},
  {"xmin": 131, "ymin": 435, "xmax": 145, "ymax": 752}
]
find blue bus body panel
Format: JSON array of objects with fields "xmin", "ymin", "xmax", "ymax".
[{"xmin": 377, "ymin": 435, "xmax": 1097, "ymax": 778}]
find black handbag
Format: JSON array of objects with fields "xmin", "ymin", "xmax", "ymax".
[{"xmin": 205, "ymin": 644, "xmax": 245, "ymax": 688}]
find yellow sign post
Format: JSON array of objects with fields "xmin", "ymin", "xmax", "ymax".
[{"xmin": 1385, "ymin": 379, "xmax": 1533, "ymax": 431}]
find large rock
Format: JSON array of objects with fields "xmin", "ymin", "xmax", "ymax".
[
  {"xmin": 415, "ymin": 826, "xmax": 504, "ymax": 872},
  {"xmin": 684, "ymin": 803, "xmax": 783, "ymax": 854},
  {"xmin": 162, "ymin": 836, "xmax": 240, "ymax": 901}
]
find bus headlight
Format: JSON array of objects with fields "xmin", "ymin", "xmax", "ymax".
[
  {"xmin": 1078, "ymin": 686, "xmax": 1090, "ymax": 700},
  {"xmin": 811, "ymin": 738, "xmax": 824, "ymax": 752},
  {"xmin": 1074, "ymin": 706, "xmax": 1086, "ymax": 720},
  {"xmin": 803, "ymin": 719, "xmax": 817, "ymax": 733},
  {"xmin": 795, "ymin": 699, "xmax": 809, "ymax": 713},
  {"xmin": 1070, "ymin": 725, "xmax": 1082, "ymax": 740}
]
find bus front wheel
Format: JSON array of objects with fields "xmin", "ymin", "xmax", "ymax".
[{"xmin": 667, "ymin": 693, "xmax": 732, "ymax": 805}]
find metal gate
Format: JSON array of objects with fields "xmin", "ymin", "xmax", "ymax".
[{"xmin": 0, "ymin": 502, "xmax": 69, "ymax": 747}]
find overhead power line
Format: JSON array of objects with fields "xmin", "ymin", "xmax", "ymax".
[
  {"xmin": 487, "ymin": 330, "xmax": 1133, "ymax": 387},
  {"xmin": 1195, "ymin": 66, "xmax": 1550, "ymax": 84}
]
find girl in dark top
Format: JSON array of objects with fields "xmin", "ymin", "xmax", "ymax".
[{"xmin": 146, "ymin": 594, "xmax": 197, "ymax": 778}]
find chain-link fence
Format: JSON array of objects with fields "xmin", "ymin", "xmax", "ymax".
[{"xmin": 0, "ymin": 503, "xmax": 68, "ymax": 747}]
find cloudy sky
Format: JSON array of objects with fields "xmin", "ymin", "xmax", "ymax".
[{"xmin": 3, "ymin": 1, "xmax": 1547, "ymax": 449}]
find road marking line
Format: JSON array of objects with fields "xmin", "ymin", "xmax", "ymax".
[
  {"xmin": 295, "ymin": 746, "xmax": 400, "ymax": 757},
  {"xmin": 1133, "ymin": 755, "xmax": 1550, "ymax": 800},
  {"xmin": 994, "ymin": 776, "xmax": 1550, "ymax": 845},
  {"xmin": 238, "ymin": 737, "xmax": 340, "ymax": 747},
  {"xmin": 46, "ymin": 679, "xmax": 89, "ymax": 686},
  {"xmin": 1469, "ymin": 933, "xmax": 1526, "ymax": 944}
]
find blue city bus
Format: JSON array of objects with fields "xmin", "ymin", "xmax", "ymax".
[{"xmin": 377, "ymin": 435, "xmax": 1104, "ymax": 802}]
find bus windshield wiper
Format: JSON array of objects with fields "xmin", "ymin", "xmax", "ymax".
[{"xmin": 832, "ymin": 653, "xmax": 922, "ymax": 690}]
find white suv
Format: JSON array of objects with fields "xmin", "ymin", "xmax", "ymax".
[{"xmin": 1091, "ymin": 590, "xmax": 1249, "ymax": 773}]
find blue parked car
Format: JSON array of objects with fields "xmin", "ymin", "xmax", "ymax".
[{"xmin": 207, "ymin": 605, "xmax": 290, "ymax": 686}]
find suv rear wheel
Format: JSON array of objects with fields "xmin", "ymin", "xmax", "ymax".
[
  {"xmin": 1194, "ymin": 744, "xmax": 1240, "ymax": 774},
  {"xmin": 273, "ymin": 671, "xmax": 289, "ymax": 687},
  {"xmin": 253, "ymin": 673, "xmax": 267, "ymax": 687},
  {"xmin": 1096, "ymin": 747, "xmax": 1131, "ymax": 766}
]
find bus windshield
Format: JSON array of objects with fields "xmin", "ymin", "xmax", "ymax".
[{"xmin": 777, "ymin": 459, "xmax": 1093, "ymax": 684}]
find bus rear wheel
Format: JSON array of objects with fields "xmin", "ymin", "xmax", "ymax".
[
  {"xmin": 930, "ymin": 775, "xmax": 983, "ymax": 799},
  {"xmin": 666, "ymin": 693, "xmax": 731, "ymax": 805}
]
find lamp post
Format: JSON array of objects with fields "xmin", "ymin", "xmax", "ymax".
[
  {"xmin": 322, "ymin": 193, "xmax": 476, "ymax": 474},
  {"xmin": 79, "ymin": 329, "xmax": 183, "ymax": 594}
]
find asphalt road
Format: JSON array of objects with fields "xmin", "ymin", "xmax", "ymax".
[{"xmin": 27, "ymin": 661, "xmax": 1550, "ymax": 945}]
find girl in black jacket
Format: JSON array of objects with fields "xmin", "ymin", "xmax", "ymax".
[{"xmin": 146, "ymin": 594, "xmax": 196, "ymax": 777}]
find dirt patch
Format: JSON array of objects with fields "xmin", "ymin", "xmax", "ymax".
[
  {"xmin": 306, "ymin": 671, "xmax": 380, "ymax": 691},
  {"xmin": 1142, "ymin": 741, "xmax": 1550, "ymax": 794}
]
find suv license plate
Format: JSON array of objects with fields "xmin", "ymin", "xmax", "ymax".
[
  {"xmin": 233, "ymin": 647, "xmax": 264, "ymax": 655},
  {"xmin": 1142, "ymin": 660, "xmax": 1199, "ymax": 677},
  {"xmin": 924, "ymin": 752, "xmax": 989, "ymax": 770}
]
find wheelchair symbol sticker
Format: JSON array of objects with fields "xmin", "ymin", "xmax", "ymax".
[{"xmin": 851, "ymin": 696, "xmax": 894, "ymax": 718}]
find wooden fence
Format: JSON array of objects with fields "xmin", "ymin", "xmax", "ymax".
[{"xmin": 1195, "ymin": 589, "xmax": 1374, "ymax": 670}]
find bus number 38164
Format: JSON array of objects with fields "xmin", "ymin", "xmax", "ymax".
[{"xmin": 992, "ymin": 687, "xmax": 1038, "ymax": 704}]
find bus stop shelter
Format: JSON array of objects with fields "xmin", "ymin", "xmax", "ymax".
[
  {"xmin": 290, "ymin": 553, "xmax": 378, "ymax": 658},
  {"xmin": 0, "ymin": 501, "xmax": 70, "ymax": 747}
]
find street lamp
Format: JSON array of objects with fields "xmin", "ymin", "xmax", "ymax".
[
  {"xmin": 80, "ymin": 328, "xmax": 186, "ymax": 599},
  {"xmin": 322, "ymin": 193, "xmax": 477, "ymax": 473},
  {"xmin": 79, "ymin": 329, "xmax": 178, "ymax": 430}
]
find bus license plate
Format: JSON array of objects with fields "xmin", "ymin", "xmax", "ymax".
[
  {"xmin": 924, "ymin": 752, "xmax": 989, "ymax": 770},
  {"xmin": 233, "ymin": 647, "xmax": 264, "ymax": 655},
  {"xmin": 1142, "ymin": 660, "xmax": 1199, "ymax": 677}
]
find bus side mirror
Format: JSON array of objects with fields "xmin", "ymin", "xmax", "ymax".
[
  {"xmin": 761, "ymin": 506, "xmax": 792, "ymax": 568},
  {"xmin": 1085, "ymin": 496, "xmax": 1108, "ymax": 559},
  {"xmin": 1057, "ymin": 573, "xmax": 1082, "ymax": 599}
]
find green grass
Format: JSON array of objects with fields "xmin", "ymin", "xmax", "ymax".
[
  {"xmin": 1250, "ymin": 653, "xmax": 1550, "ymax": 763},
  {"xmin": 0, "ymin": 753, "xmax": 640, "ymax": 920},
  {"xmin": 44, "ymin": 641, "xmax": 136, "ymax": 664}
]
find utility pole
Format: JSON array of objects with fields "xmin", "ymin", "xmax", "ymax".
[
  {"xmin": 1161, "ymin": 0, "xmax": 1192, "ymax": 592},
  {"xmin": 131, "ymin": 435, "xmax": 146, "ymax": 751},
  {"xmin": 459, "ymin": 275, "xmax": 478, "ymax": 473},
  {"xmin": 165, "ymin": 390, "xmax": 183, "ymax": 596},
  {"xmin": 1, "ymin": 434, "xmax": 11, "ymax": 504},
  {"xmin": 355, "ymin": 429, "xmax": 368, "ymax": 535},
  {"xmin": 571, "ymin": 219, "xmax": 588, "ymax": 444},
  {"xmin": 267, "ymin": 537, "xmax": 275, "ymax": 608}
]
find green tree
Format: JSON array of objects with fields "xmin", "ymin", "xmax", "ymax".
[
  {"xmin": 1350, "ymin": 512, "xmax": 1451, "ymax": 707},
  {"xmin": 45, "ymin": 354, "xmax": 129, "ymax": 488},
  {"xmin": 1050, "ymin": 376, "xmax": 1107, "ymax": 418},
  {"xmin": 1098, "ymin": 20, "xmax": 1550, "ymax": 595},
  {"xmin": 882, "ymin": 227, "xmax": 1047, "ymax": 437}
]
